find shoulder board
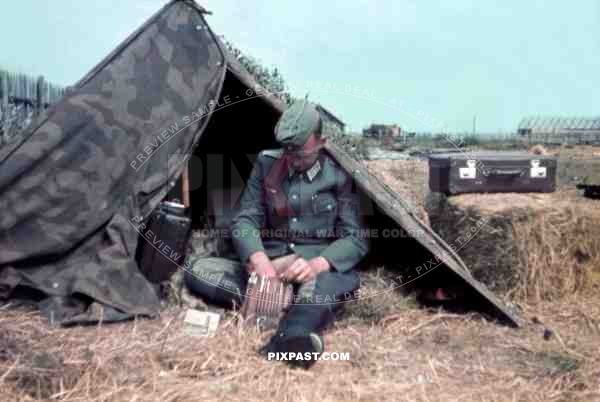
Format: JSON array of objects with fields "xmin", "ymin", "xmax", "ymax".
[
  {"xmin": 322, "ymin": 152, "xmax": 340, "ymax": 169},
  {"xmin": 260, "ymin": 149, "xmax": 283, "ymax": 158},
  {"xmin": 323, "ymin": 154, "xmax": 350, "ymax": 179}
]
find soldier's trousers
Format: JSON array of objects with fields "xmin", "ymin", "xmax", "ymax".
[{"xmin": 184, "ymin": 256, "xmax": 360, "ymax": 335}]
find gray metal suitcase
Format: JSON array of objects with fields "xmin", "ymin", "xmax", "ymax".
[{"xmin": 428, "ymin": 151, "xmax": 557, "ymax": 195}]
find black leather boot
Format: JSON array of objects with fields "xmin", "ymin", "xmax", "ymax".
[{"xmin": 260, "ymin": 329, "xmax": 324, "ymax": 369}]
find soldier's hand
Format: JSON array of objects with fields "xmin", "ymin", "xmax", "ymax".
[
  {"xmin": 296, "ymin": 257, "xmax": 331, "ymax": 283},
  {"xmin": 282, "ymin": 257, "xmax": 330, "ymax": 283},
  {"xmin": 281, "ymin": 257, "xmax": 310, "ymax": 283},
  {"xmin": 247, "ymin": 251, "xmax": 277, "ymax": 278},
  {"xmin": 253, "ymin": 263, "xmax": 277, "ymax": 278}
]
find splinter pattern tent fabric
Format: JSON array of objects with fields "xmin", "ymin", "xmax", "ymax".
[{"xmin": 0, "ymin": 0, "xmax": 225, "ymax": 323}]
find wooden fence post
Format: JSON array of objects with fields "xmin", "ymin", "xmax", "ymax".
[
  {"xmin": 36, "ymin": 76, "xmax": 45, "ymax": 116},
  {"xmin": 1, "ymin": 70, "xmax": 8, "ymax": 112},
  {"xmin": 1, "ymin": 71, "xmax": 8, "ymax": 143}
]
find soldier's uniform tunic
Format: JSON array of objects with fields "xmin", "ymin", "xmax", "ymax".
[{"xmin": 233, "ymin": 148, "xmax": 369, "ymax": 276}]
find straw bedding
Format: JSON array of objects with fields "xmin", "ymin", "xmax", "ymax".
[{"xmin": 1, "ymin": 273, "xmax": 599, "ymax": 402}]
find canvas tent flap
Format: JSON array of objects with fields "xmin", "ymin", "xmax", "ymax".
[
  {"xmin": 325, "ymin": 143, "xmax": 522, "ymax": 327},
  {"xmin": 0, "ymin": 0, "xmax": 226, "ymax": 323}
]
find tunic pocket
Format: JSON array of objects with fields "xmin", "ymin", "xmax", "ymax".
[{"xmin": 312, "ymin": 192, "xmax": 337, "ymax": 218}]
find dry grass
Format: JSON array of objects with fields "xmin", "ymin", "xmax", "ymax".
[
  {"xmin": 364, "ymin": 159, "xmax": 429, "ymax": 208},
  {"xmin": 426, "ymin": 186, "xmax": 600, "ymax": 302},
  {"xmin": 364, "ymin": 159, "xmax": 430, "ymax": 224},
  {"xmin": 544, "ymin": 145, "xmax": 600, "ymax": 186},
  {"xmin": 1, "ymin": 273, "xmax": 599, "ymax": 402}
]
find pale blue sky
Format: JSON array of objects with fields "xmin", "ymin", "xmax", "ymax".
[{"xmin": 1, "ymin": 1, "xmax": 598, "ymax": 133}]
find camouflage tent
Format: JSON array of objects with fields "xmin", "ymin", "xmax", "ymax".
[{"xmin": 0, "ymin": 0, "xmax": 519, "ymax": 326}]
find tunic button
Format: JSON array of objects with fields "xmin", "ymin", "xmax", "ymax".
[
  {"xmin": 291, "ymin": 194, "xmax": 298, "ymax": 200},
  {"xmin": 291, "ymin": 217, "xmax": 298, "ymax": 223},
  {"xmin": 312, "ymin": 194, "xmax": 317, "ymax": 200},
  {"xmin": 327, "ymin": 204, "xmax": 333, "ymax": 210},
  {"xmin": 289, "ymin": 243, "xmax": 295, "ymax": 249}
]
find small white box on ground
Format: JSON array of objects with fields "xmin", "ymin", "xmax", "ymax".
[{"xmin": 183, "ymin": 309, "xmax": 220, "ymax": 337}]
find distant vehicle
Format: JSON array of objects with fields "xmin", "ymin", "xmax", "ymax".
[{"xmin": 577, "ymin": 176, "xmax": 600, "ymax": 199}]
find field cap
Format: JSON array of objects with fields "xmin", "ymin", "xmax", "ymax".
[{"xmin": 275, "ymin": 95, "xmax": 321, "ymax": 148}]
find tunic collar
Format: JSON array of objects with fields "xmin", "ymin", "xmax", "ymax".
[{"xmin": 288, "ymin": 157, "xmax": 323, "ymax": 182}]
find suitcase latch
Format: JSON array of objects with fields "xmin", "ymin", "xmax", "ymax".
[
  {"xmin": 530, "ymin": 159, "xmax": 547, "ymax": 178},
  {"xmin": 459, "ymin": 160, "xmax": 477, "ymax": 179}
]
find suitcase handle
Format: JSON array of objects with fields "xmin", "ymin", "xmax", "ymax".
[{"xmin": 483, "ymin": 168, "xmax": 525, "ymax": 177}]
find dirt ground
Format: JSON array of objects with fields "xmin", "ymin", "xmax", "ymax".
[{"xmin": 2, "ymin": 145, "xmax": 600, "ymax": 402}]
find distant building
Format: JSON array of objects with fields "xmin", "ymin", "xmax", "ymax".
[
  {"xmin": 518, "ymin": 116, "xmax": 600, "ymax": 144},
  {"xmin": 315, "ymin": 104, "xmax": 345, "ymax": 135},
  {"xmin": 362, "ymin": 123, "xmax": 400, "ymax": 139}
]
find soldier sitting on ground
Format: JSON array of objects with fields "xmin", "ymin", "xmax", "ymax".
[{"xmin": 185, "ymin": 98, "xmax": 370, "ymax": 369}]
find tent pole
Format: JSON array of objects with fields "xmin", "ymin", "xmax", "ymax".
[{"xmin": 182, "ymin": 164, "xmax": 190, "ymax": 208}]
